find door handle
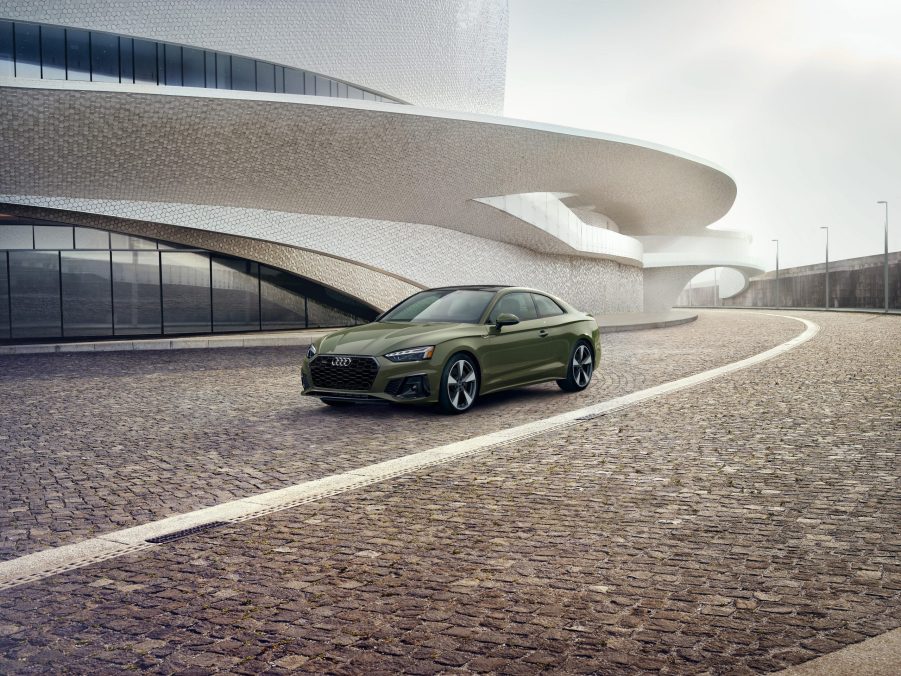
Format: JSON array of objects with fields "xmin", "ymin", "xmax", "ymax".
[{"xmin": 538, "ymin": 329, "xmax": 549, "ymax": 337}]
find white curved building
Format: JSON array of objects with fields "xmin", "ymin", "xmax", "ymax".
[{"xmin": 0, "ymin": 0, "xmax": 762, "ymax": 341}]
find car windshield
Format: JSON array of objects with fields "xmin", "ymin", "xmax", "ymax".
[{"xmin": 379, "ymin": 289, "xmax": 495, "ymax": 324}]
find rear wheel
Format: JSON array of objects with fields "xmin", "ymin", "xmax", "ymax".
[
  {"xmin": 439, "ymin": 353, "xmax": 479, "ymax": 414},
  {"xmin": 557, "ymin": 340, "xmax": 594, "ymax": 392}
]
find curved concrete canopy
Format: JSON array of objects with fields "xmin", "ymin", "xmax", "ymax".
[{"xmin": 0, "ymin": 80, "xmax": 737, "ymax": 261}]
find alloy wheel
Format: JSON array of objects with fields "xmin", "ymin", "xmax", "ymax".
[
  {"xmin": 446, "ymin": 358, "xmax": 477, "ymax": 410},
  {"xmin": 572, "ymin": 344, "xmax": 593, "ymax": 387}
]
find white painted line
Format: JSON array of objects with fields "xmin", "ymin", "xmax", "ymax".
[{"xmin": 0, "ymin": 313, "xmax": 819, "ymax": 591}]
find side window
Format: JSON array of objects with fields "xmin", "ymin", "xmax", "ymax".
[
  {"xmin": 532, "ymin": 294, "xmax": 564, "ymax": 318},
  {"xmin": 489, "ymin": 292, "xmax": 538, "ymax": 323}
]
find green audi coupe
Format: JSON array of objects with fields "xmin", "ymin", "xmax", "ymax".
[{"xmin": 301, "ymin": 286, "xmax": 600, "ymax": 414}]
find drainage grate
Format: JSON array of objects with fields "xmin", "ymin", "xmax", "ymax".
[{"xmin": 145, "ymin": 521, "xmax": 228, "ymax": 544}]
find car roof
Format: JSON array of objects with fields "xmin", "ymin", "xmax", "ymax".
[
  {"xmin": 425, "ymin": 285, "xmax": 553, "ymax": 294},
  {"xmin": 425, "ymin": 285, "xmax": 511, "ymax": 292}
]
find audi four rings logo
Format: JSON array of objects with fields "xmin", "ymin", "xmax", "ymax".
[{"xmin": 332, "ymin": 357, "xmax": 352, "ymax": 367}]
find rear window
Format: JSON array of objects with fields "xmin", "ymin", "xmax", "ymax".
[{"xmin": 532, "ymin": 294, "xmax": 564, "ymax": 317}]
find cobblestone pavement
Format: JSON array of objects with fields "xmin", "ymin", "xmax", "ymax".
[
  {"xmin": 0, "ymin": 311, "xmax": 897, "ymax": 674},
  {"xmin": 0, "ymin": 311, "xmax": 801, "ymax": 559}
]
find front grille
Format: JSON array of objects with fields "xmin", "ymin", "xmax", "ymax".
[{"xmin": 309, "ymin": 355, "xmax": 379, "ymax": 391}]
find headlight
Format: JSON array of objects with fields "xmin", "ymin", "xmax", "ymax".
[
  {"xmin": 307, "ymin": 344, "xmax": 317, "ymax": 360},
  {"xmin": 384, "ymin": 345, "xmax": 435, "ymax": 362}
]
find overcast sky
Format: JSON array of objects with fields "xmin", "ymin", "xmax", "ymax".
[{"xmin": 504, "ymin": 0, "xmax": 901, "ymax": 270}]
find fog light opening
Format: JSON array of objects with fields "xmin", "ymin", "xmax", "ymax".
[{"xmin": 398, "ymin": 375, "xmax": 430, "ymax": 399}]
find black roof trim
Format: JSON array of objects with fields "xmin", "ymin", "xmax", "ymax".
[{"xmin": 426, "ymin": 285, "xmax": 512, "ymax": 291}]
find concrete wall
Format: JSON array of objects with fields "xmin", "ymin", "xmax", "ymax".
[{"xmin": 677, "ymin": 253, "xmax": 901, "ymax": 310}]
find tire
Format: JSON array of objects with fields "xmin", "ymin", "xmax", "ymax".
[
  {"xmin": 439, "ymin": 353, "xmax": 479, "ymax": 414},
  {"xmin": 557, "ymin": 340, "xmax": 594, "ymax": 392}
]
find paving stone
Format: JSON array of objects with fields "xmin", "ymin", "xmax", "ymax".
[
  {"xmin": 0, "ymin": 311, "xmax": 800, "ymax": 559},
  {"xmin": 0, "ymin": 311, "xmax": 897, "ymax": 674}
]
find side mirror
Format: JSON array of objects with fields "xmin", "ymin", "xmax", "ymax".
[{"xmin": 495, "ymin": 313, "xmax": 520, "ymax": 329}]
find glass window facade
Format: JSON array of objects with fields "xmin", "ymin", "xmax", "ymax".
[
  {"xmin": 0, "ymin": 253, "xmax": 9, "ymax": 339},
  {"xmin": 0, "ymin": 21, "xmax": 13, "ymax": 78},
  {"xmin": 0, "ymin": 216, "xmax": 374, "ymax": 341},
  {"xmin": 0, "ymin": 18, "xmax": 398, "ymax": 102},
  {"xmin": 34, "ymin": 225, "xmax": 73, "ymax": 249},
  {"xmin": 9, "ymin": 251, "xmax": 61, "ymax": 338},
  {"xmin": 212, "ymin": 257, "xmax": 259, "ymax": 332},
  {"xmin": 260, "ymin": 266, "xmax": 307, "ymax": 330},
  {"xmin": 91, "ymin": 31, "xmax": 119, "ymax": 82},
  {"xmin": 0, "ymin": 225, "xmax": 33, "ymax": 249},
  {"xmin": 61, "ymin": 250, "xmax": 113, "ymax": 336},
  {"xmin": 13, "ymin": 21, "xmax": 40, "ymax": 78},
  {"xmin": 161, "ymin": 251, "xmax": 211, "ymax": 334},
  {"xmin": 40, "ymin": 25, "xmax": 66, "ymax": 79},
  {"xmin": 66, "ymin": 28, "xmax": 91, "ymax": 81},
  {"xmin": 74, "ymin": 226, "xmax": 109, "ymax": 249}
]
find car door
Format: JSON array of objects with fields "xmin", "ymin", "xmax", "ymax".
[
  {"xmin": 480, "ymin": 292, "xmax": 546, "ymax": 390},
  {"xmin": 531, "ymin": 293, "xmax": 572, "ymax": 378}
]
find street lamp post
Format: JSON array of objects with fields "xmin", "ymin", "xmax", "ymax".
[
  {"xmin": 877, "ymin": 201, "xmax": 889, "ymax": 312},
  {"xmin": 713, "ymin": 267, "xmax": 718, "ymax": 307},
  {"xmin": 820, "ymin": 226, "xmax": 829, "ymax": 309},
  {"xmin": 772, "ymin": 239, "xmax": 780, "ymax": 308}
]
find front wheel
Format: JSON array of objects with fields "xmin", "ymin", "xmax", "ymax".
[
  {"xmin": 439, "ymin": 353, "xmax": 479, "ymax": 414},
  {"xmin": 557, "ymin": 340, "xmax": 594, "ymax": 392}
]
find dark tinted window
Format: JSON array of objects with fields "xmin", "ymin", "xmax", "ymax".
[
  {"xmin": 381, "ymin": 289, "xmax": 495, "ymax": 324},
  {"xmin": 489, "ymin": 292, "xmax": 538, "ymax": 323},
  {"xmin": 133, "ymin": 39, "xmax": 157, "ymax": 83},
  {"xmin": 215, "ymin": 53, "xmax": 230, "ymax": 89},
  {"xmin": 284, "ymin": 67, "xmax": 304, "ymax": 94},
  {"xmin": 204, "ymin": 50, "xmax": 216, "ymax": 87},
  {"xmin": 231, "ymin": 55, "xmax": 254, "ymax": 90},
  {"xmin": 66, "ymin": 28, "xmax": 90, "ymax": 80},
  {"xmin": 256, "ymin": 61, "xmax": 275, "ymax": 92},
  {"xmin": 182, "ymin": 46, "xmax": 205, "ymax": 87},
  {"xmin": 0, "ymin": 21, "xmax": 13, "ymax": 78},
  {"xmin": 91, "ymin": 32, "xmax": 119, "ymax": 82},
  {"xmin": 40, "ymin": 25, "xmax": 66, "ymax": 79},
  {"xmin": 164, "ymin": 43, "xmax": 182, "ymax": 85},
  {"xmin": 119, "ymin": 36, "xmax": 133, "ymax": 82},
  {"xmin": 532, "ymin": 294, "xmax": 564, "ymax": 317},
  {"xmin": 13, "ymin": 22, "xmax": 40, "ymax": 78}
]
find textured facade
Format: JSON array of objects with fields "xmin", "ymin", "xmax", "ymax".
[
  {"xmin": 0, "ymin": 0, "xmax": 508, "ymax": 113},
  {"xmin": 0, "ymin": 0, "xmax": 760, "ymax": 341},
  {"xmin": 0, "ymin": 197, "xmax": 643, "ymax": 314}
]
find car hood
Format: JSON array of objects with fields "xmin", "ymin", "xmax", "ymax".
[{"xmin": 317, "ymin": 322, "xmax": 479, "ymax": 356}]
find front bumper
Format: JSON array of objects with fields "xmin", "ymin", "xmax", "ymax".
[{"xmin": 301, "ymin": 353, "xmax": 441, "ymax": 404}]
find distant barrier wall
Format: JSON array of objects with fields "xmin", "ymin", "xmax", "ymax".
[{"xmin": 676, "ymin": 252, "xmax": 901, "ymax": 310}]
